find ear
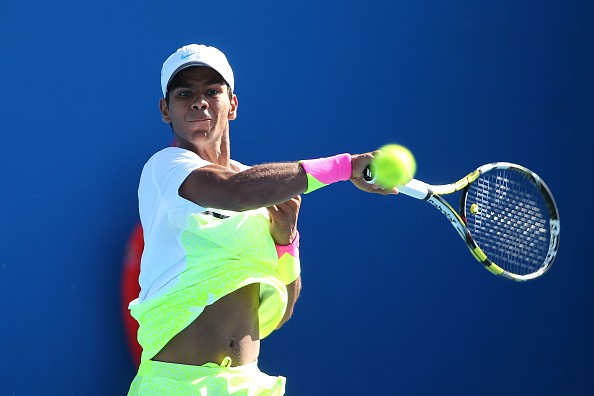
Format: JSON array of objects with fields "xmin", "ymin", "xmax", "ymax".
[
  {"xmin": 228, "ymin": 94, "xmax": 238, "ymax": 121},
  {"xmin": 160, "ymin": 98, "xmax": 172, "ymax": 123}
]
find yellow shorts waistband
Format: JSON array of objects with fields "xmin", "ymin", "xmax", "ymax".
[{"xmin": 139, "ymin": 358, "xmax": 259, "ymax": 382}]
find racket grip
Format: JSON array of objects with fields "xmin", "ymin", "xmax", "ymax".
[
  {"xmin": 363, "ymin": 165, "xmax": 431, "ymax": 199},
  {"xmin": 363, "ymin": 164, "xmax": 376, "ymax": 184}
]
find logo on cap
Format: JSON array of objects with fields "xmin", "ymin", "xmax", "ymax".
[{"xmin": 180, "ymin": 53, "xmax": 196, "ymax": 60}]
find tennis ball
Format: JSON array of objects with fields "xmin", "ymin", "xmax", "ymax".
[{"xmin": 372, "ymin": 144, "xmax": 416, "ymax": 188}]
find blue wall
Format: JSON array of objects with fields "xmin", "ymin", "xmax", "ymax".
[{"xmin": 1, "ymin": 1, "xmax": 592, "ymax": 394}]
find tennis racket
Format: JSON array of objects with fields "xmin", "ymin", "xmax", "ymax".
[{"xmin": 364, "ymin": 162, "xmax": 560, "ymax": 281}]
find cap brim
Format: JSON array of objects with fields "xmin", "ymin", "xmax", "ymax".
[{"xmin": 165, "ymin": 61, "xmax": 210, "ymax": 94}]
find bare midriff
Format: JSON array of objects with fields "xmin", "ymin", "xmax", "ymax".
[{"xmin": 151, "ymin": 283, "xmax": 261, "ymax": 367}]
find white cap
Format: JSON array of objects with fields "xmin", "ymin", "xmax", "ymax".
[{"xmin": 160, "ymin": 44, "xmax": 234, "ymax": 96}]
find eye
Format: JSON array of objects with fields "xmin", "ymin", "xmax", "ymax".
[
  {"xmin": 177, "ymin": 90, "xmax": 192, "ymax": 97},
  {"xmin": 206, "ymin": 89, "xmax": 220, "ymax": 96}
]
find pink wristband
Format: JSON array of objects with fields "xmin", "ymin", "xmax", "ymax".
[
  {"xmin": 275, "ymin": 231, "xmax": 300, "ymax": 258},
  {"xmin": 275, "ymin": 231, "xmax": 301, "ymax": 285},
  {"xmin": 299, "ymin": 153, "xmax": 352, "ymax": 193}
]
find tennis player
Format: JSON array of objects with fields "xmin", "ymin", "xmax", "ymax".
[{"xmin": 127, "ymin": 44, "xmax": 395, "ymax": 395}]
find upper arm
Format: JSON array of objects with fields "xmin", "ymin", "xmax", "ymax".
[
  {"xmin": 179, "ymin": 164, "xmax": 250, "ymax": 211},
  {"xmin": 179, "ymin": 161, "xmax": 307, "ymax": 212},
  {"xmin": 145, "ymin": 148, "xmax": 258, "ymax": 212}
]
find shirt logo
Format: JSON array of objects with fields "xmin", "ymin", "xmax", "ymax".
[{"xmin": 202, "ymin": 210, "xmax": 229, "ymax": 219}]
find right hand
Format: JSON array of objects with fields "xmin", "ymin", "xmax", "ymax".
[
  {"xmin": 349, "ymin": 152, "xmax": 399, "ymax": 195},
  {"xmin": 267, "ymin": 195, "xmax": 302, "ymax": 246}
]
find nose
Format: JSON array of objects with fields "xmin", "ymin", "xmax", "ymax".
[{"xmin": 191, "ymin": 95, "xmax": 208, "ymax": 110}]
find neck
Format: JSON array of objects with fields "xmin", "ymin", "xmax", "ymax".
[{"xmin": 177, "ymin": 130, "xmax": 232, "ymax": 168}]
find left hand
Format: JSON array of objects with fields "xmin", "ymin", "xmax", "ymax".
[
  {"xmin": 267, "ymin": 195, "xmax": 302, "ymax": 245},
  {"xmin": 350, "ymin": 152, "xmax": 399, "ymax": 195}
]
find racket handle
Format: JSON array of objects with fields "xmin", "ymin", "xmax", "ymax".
[
  {"xmin": 363, "ymin": 164, "xmax": 377, "ymax": 183},
  {"xmin": 363, "ymin": 165, "xmax": 431, "ymax": 200}
]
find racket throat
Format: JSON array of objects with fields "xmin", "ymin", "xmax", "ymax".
[{"xmin": 427, "ymin": 196, "xmax": 467, "ymax": 240}]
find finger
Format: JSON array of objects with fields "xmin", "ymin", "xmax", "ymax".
[
  {"xmin": 379, "ymin": 187, "xmax": 399, "ymax": 195},
  {"xmin": 277, "ymin": 197, "xmax": 301, "ymax": 210},
  {"xmin": 266, "ymin": 205, "xmax": 280, "ymax": 215}
]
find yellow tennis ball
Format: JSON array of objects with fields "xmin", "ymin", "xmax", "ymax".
[{"xmin": 372, "ymin": 144, "xmax": 417, "ymax": 188}]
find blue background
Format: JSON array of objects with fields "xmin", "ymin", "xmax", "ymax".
[{"xmin": 1, "ymin": 1, "xmax": 593, "ymax": 394}]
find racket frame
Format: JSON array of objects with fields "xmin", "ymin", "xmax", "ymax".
[{"xmin": 397, "ymin": 162, "xmax": 560, "ymax": 281}]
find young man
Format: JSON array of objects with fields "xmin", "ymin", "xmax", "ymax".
[{"xmin": 128, "ymin": 44, "xmax": 395, "ymax": 395}]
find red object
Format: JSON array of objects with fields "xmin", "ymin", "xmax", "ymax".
[{"xmin": 120, "ymin": 223, "xmax": 143, "ymax": 367}]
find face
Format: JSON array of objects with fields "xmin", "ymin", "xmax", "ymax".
[{"xmin": 160, "ymin": 66, "xmax": 238, "ymax": 149}]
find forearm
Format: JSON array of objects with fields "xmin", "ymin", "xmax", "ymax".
[
  {"xmin": 228, "ymin": 162, "xmax": 307, "ymax": 210},
  {"xmin": 276, "ymin": 276, "xmax": 301, "ymax": 329},
  {"xmin": 181, "ymin": 153, "xmax": 361, "ymax": 212},
  {"xmin": 274, "ymin": 228, "xmax": 301, "ymax": 330}
]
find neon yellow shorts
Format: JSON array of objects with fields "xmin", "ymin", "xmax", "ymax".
[{"xmin": 128, "ymin": 358, "xmax": 286, "ymax": 395}]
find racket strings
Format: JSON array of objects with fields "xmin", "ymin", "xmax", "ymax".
[{"xmin": 466, "ymin": 169, "xmax": 551, "ymax": 275}]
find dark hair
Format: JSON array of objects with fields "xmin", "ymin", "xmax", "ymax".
[
  {"xmin": 165, "ymin": 68, "xmax": 234, "ymax": 105},
  {"xmin": 165, "ymin": 84, "xmax": 233, "ymax": 104}
]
